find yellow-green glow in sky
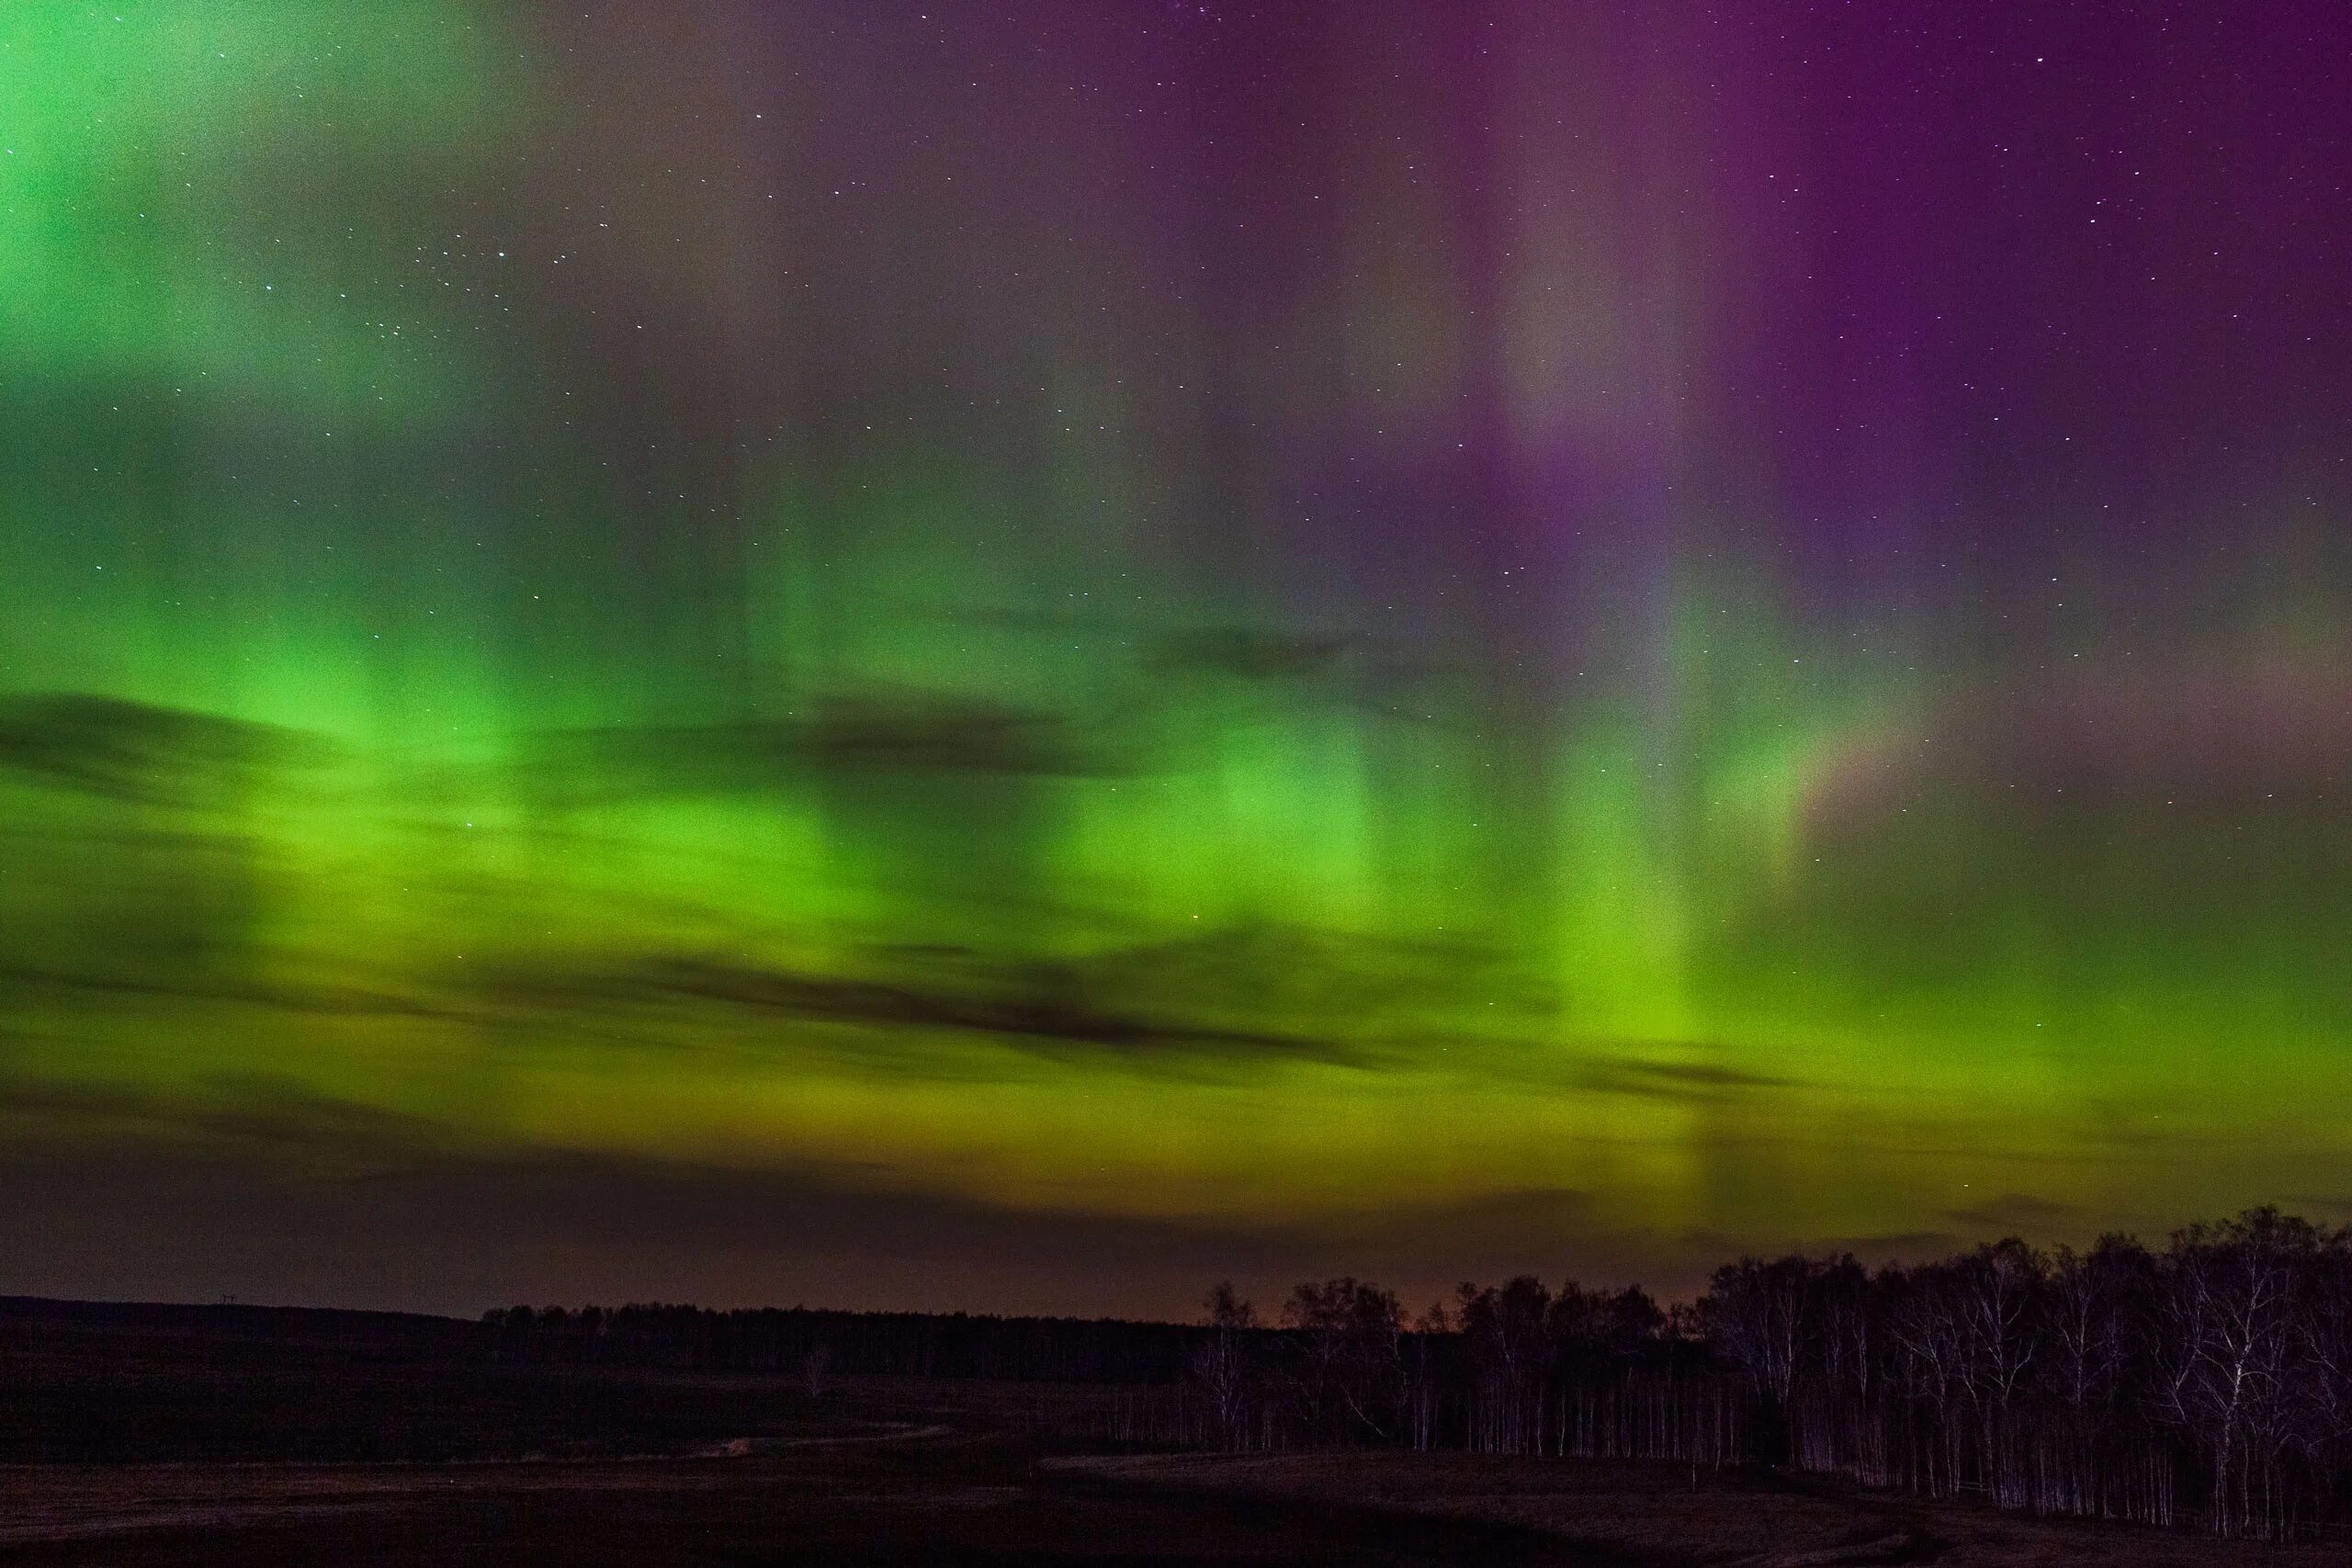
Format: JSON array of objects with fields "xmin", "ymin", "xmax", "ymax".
[{"xmin": 3, "ymin": 3, "xmax": 2350, "ymax": 1315}]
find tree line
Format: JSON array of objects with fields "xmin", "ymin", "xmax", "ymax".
[
  {"xmin": 484, "ymin": 1206, "xmax": 2352, "ymax": 1541},
  {"xmin": 481, "ymin": 1300, "xmax": 1203, "ymax": 1385},
  {"xmin": 1188, "ymin": 1208, "xmax": 2352, "ymax": 1541}
]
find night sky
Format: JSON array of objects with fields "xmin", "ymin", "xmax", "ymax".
[{"xmin": 4, "ymin": 2, "xmax": 2351, "ymax": 1318}]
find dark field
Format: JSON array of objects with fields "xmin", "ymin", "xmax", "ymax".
[
  {"xmin": 0, "ymin": 1301, "xmax": 2341, "ymax": 1566},
  {"xmin": 0, "ymin": 1301, "xmax": 1593, "ymax": 1565},
  {"xmin": 0, "ymin": 1448, "xmax": 1605, "ymax": 1567}
]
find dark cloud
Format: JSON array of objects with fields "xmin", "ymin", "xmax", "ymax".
[
  {"xmin": 473, "ymin": 951, "xmax": 1364, "ymax": 1073},
  {"xmin": 641, "ymin": 954, "xmax": 1345, "ymax": 1064},
  {"xmin": 0, "ymin": 1076, "xmax": 1728, "ymax": 1314},
  {"xmin": 0, "ymin": 1069, "xmax": 2016, "ymax": 1315},
  {"xmin": 0, "ymin": 1075, "xmax": 172, "ymax": 1126},
  {"xmin": 1148, "ymin": 626, "xmax": 1456, "ymax": 729},
  {"xmin": 449, "ymin": 917, "xmax": 1572, "ymax": 1079},
  {"xmin": 0, "ymin": 1124, "xmax": 1667, "ymax": 1319},
  {"xmin": 182, "ymin": 1076, "xmax": 466, "ymax": 1155},
  {"xmin": 1045, "ymin": 923, "xmax": 1542, "ymax": 1035},
  {"xmin": 1148, "ymin": 627, "xmax": 1349, "ymax": 682},
  {"xmin": 0, "ymin": 963, "xmax": 470, "ymax": 1026},
  {"xmin": 898, "ymin": 604, "xmax": 1451, "ymax": 728},
  {"xmin": 1572, "ymin": 1055, "xmax": 1799, "ymax": 1102},
  {"xmin": 1941, "ymin": 1191, "xmax": 2080, "ymax": 1233},
  {"xmin": 0, "ymin": 694, "xmax": 322, "ymax": 806},
  {"xmin": 797, "ymin": 692, "xmax": 1108, "ymax": 775},
  {"xmin": 0, "ymin": 1072, "xmax": 460, "ymax": 1162},
  {"xmin": 515, "ymin": 688, "xmax": 1128, "ymax": 809}
]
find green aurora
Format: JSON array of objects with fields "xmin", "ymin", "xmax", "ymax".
[{"xmin": 3, "ymin": 3, "xmax": 2349, "ymax": 1314}]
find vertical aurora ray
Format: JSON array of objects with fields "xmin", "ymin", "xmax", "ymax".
[{"xmin": 3, "ymin": 2, "xmax": 2350, "ymax": 1313}]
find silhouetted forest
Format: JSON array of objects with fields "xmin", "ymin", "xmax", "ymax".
[
  {"xmin": 482, "ymin": 1299, "xmax": 1203, "ymax": 1384},
  {"xmin": 488, "ymin": 1207, "xmax": 2352, "ymax": 1541}
]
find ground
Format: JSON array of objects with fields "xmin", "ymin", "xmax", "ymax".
[
  {"xmin": 1, "ymin": 1306, "xmax": 2343, "ymax": 1563},
  {"xmin": 1053, "ymin": 1451, "xmax": 2352, "ymax": 1566}
]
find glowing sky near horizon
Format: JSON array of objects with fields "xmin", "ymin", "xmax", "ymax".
[{"xmin": 3, "ymin": 2, "xmax": 2350, "ymax": 1315}]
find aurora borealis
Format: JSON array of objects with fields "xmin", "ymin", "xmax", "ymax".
[{"xmin": 4, "ymin": 2, "xmax": 2350, "ymax": 1317}]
